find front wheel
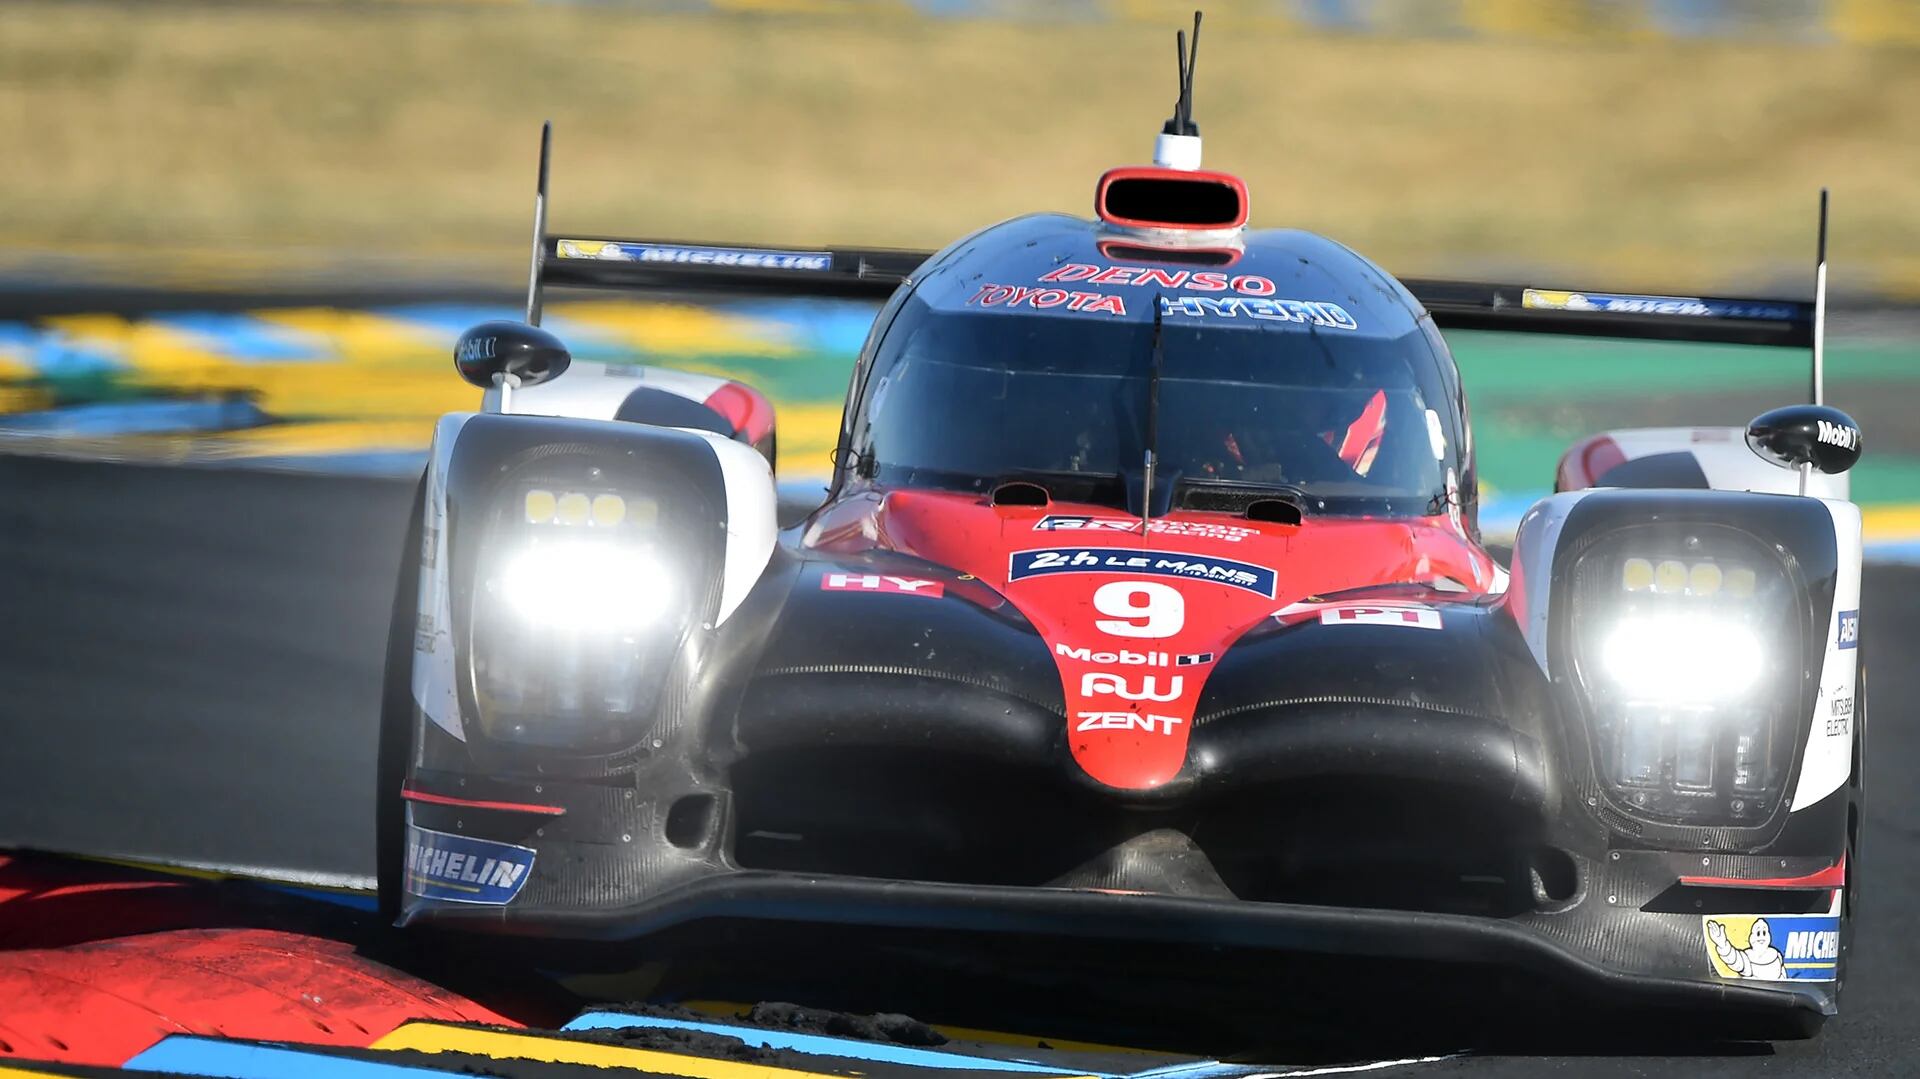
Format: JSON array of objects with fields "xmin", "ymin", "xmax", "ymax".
[{"xmin": 374, "ymin": 475, "xmax": 427, "ymax": 922}]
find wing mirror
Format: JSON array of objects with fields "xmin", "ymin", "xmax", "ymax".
[
  {"xmin": 454, "ymin": 321, "xmax": 571, "ymax": 390},
  {"xmin": 1745, "ymin": 404, "xmax": 1862, "ymax": 475}
]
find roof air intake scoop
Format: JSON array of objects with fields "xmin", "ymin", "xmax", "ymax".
[{"xmin": 1098, "ymin": 12, "xmax": 1248, "ymax": 233}]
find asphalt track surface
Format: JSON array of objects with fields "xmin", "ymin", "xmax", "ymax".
[{"xmin": 0, "ymin": 453, "xmax": 1916, "ymax": 1074}]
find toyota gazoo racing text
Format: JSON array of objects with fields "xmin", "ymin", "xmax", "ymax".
[{"xmin": 377, "ymin": 18, "xmax": 1866, "ymax": 1040}]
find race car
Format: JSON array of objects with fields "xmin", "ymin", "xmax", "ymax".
[{"xmin": 378, "ymin": 17, "xmax": 1866, "ymax": 1040}]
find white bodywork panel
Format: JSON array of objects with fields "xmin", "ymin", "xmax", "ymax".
[
  {"xmin": 1588, "ymin": 427, "xmax": 1849, "ymax": 500},
  {"xmin": 695, "ymin": 431, "xmax": 780, "ymax": 625},
  {"xmin": 1506, "ymin": 490, "xmax": 1594, "ymax": 675},
  {"xmin": 1790, "ymin": 498, "xmax": 1862, "ymax": 811},
  {"xmin": 482, "ymin": 360, "xmax": 731, "ymax": 420},
  {"xmin": 412, "ymin": 413, "xmax": 476, "ymax": 742},
  {"xmin": 407, "ymin": 411, "xmax": 781, "ymax": 743}
]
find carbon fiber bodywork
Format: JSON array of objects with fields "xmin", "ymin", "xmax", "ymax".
[
  {"xmin": 391, "ymin": 469, "xmax": 1855, "ymax": 1035},
  {"xmin": 386, "ymin": 196, "xmax": 1855, "ymax": 1040}
]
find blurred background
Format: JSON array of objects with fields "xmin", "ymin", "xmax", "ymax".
[{"xmin": 2, "ymin": 0, "xmax": 1917, "ymax": 539}]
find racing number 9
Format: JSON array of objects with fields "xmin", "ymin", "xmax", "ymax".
[{"xmin": 1093, "ymin": 581, "xmax": 1184, "ymax": 638}]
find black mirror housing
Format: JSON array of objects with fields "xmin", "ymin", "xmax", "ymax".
[
  {"xmin": 1746, "ymin": 404, "xmax": 1862, "ymax": 475},
  {"xmin": 455, "ymin": 321, "xmax": 571, "ymax": 390}
]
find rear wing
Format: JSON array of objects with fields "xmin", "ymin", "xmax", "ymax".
[{"xmin": 521, "ymin": 125, "xmax": 1829, "ymax": 397}]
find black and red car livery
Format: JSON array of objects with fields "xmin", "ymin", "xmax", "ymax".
[{"xmin": 379, "ymin": 54, "xmax": 1865, "ymax": 1040}]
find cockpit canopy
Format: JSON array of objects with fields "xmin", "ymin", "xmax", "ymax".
[{"xmin": 839, "ymin": 215, "xmax": 1474, "ymax": 525}]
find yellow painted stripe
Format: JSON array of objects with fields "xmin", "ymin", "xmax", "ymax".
[
  {"xmin": 41, "ymin": 313, "xmax": 228, "ymax": 378},
  {"xmin": 212, "ymin": 419, "xmax": 438, "ymax": 455},
  {"xmin": 778, "ymin": 402, "xmax": 843, "ymax": 479},
  {"xmin": 82, "ymin": 855, "xmax": 230, "ymax": 882},
  {"xmin": 548, "ymin": 301, "xmax": 803, "ymax": 358},
  {"xmin": 0, "ymin": 386, "xmax": 52, "ymax": 413},
  {"xmin": 0, "ymin": 1064, "xmax": 79, "ymax": 1078},
  {"xmin": 251, "ymin": 308, "xmax": 445, "ymax": 363},
  {"xmin": 373, "ymin": 1022, "xmax": 897, "ymax": 1079},
  {"xmin": 1862, "ymin": 504, "xmax": 1920, "ymax": 540}
]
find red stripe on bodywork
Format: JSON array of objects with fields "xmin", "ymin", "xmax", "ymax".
[
  {"xmin": 1680, "ymin": 855, "xmax": 1846, "ymax": 890},
  {"xmin": 704, "ymin": 381, "xmax": 777, "ymax": 446},
  {"xmin": 1555, "ymin": 433, "xmax": 1627, "ymax": 492},
  {"xmin": 401, "ymin": 787, "xmax": 566, "ymax": 816}
]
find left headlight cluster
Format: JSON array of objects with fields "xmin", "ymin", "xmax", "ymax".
[
  {"xmin": 1567, "ymin": 529, "xmax": 1805, "ymax": 827},
  {"xmin": 470, "ymin": 474, "xmax": 694, "ymax": 751},
  {"xmin": 497, "ymin": 488, "xmax": 668, "ymax": 633}
]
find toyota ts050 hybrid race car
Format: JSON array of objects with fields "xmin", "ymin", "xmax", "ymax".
[{"xmin": 379, "ymin": 18, "xmax": 1866, "ymax": 1040}]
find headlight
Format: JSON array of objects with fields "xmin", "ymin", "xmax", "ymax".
[
  {"xmin": 467, "ymin": 474, "xmax": 701, "ymax": 752},
  {"xmin": 1567, "ymin": 529, "xmax": 1804, "ymax": 826},
  {"xmin": 497, "ymin": 542, "xmax": 674, "ymax": 632},
  {"xmin": 1598, "ymin": 614, "xmax": 1764, "ymax": 704}
]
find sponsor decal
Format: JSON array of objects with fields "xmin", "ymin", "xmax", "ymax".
[
  {"xmin": 454, "ymin": 335, "xmax": 497, "ymax": 365},
  {"xmin": 1040, "ymin": 263, "xmax": 1278, "ymax": 296},
  {"xmin": 1317, "ymin": 604, "xmax": 1443, "ymax": 630},
  {"xmin": 821, "ymin": 573, "xmax": 944, "ymax": 597},
  {"xmin": 1827, "ymin": 694, "xmax": 1854, "ymax": 737},
  {"xmin": 1837, "ymin": 609, "xmax": 1859, "ymax": 650},
  {"xmin": 1703, "ymin": 915, "xmax": 1840, "ymax": 981},
  {"xmin": 554, "ymin": 240, "xmax": 832, "ymax": 272},
  {"xmin": 966, "ymin": 284, "xmax": 1126, "ymax": 316},
  {"xmin": 1010, "ymin": 547, "xmax": 1277, "ymax": 598},
  {"xmin": 413, "ymin": 612, "xmax": 435, "ymax": 653},
  {"xmin": 1521, "ymin": 288, "xmax": 1800, "ymax": 322},
  {"xmin": 405, "ymin": 826, "xmax": 535, "ymax": 905},
  {"xmin": 1817, "ymin": 419, "xmax": 1860, "ymax": 450},
  {"xmin": 1034, "ymin": 514, "xmax": 1256, "ymax": 542},
  {"xmin": 1053, "ymin": 643, "xmax": 1215, "ymax": 667},
  {"xmin": 1056, "ymin": 643, "xmax": 1171, "ymax": 666},
  {"xmin": 1157, "ymin": 294, "xmax": 1358, "ymax": 331},
  {"xmin": 1075, "ymin": 711, "xmax": 1183, "ymax": 734},
  {"xmin": 1082, "ymin": 671, "xmax": 1183, "ymax": 702}
]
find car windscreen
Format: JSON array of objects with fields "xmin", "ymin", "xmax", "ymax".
[{"xmin": 852, "ymin": 304, "xmax": 1457, "ymax": 515}]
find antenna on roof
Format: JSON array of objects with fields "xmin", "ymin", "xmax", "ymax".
[
  {"xmin": 1810, "ymin": 187, "xmax": 1829, "ymax": 407},
  {"xmin": 524, "ymin": 121, "xmax": 552, "ymax": 327},
  {"xmin": 1153, "ymin": 11, "xmax": 1204, "ymax": 171}
]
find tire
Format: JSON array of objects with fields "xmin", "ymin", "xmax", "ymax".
[{"xmin": 375, "ymin": 474, "xmax": 428, "ymax": 922}]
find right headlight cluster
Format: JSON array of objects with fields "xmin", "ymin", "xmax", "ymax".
[
  {"xmin": 1567, "ymin": 529, "xmax": 1805, "ymax": 827},
  {"xmin": 468, "ymin": 467, "xmax": 701, "ymax": 752}
]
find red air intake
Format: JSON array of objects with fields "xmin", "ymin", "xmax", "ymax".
[{"xmin": 1096, "ymin": 166, "xmax": 1249, "ymax": 231}]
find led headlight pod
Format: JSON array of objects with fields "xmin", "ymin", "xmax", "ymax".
[
  {"xmin": 468, "ymin": 467, "xmax": 703, "ymax": 752},
  {"xmin": 496, "ymin": 541, "xmax": 674, "ymax": 633},
  {"xmin": 1598, "ymin": 614, "xmax": 1765, "ymax": 704},
  {"xmin": 1567, "ymin": 527, "xmax": 1804, "ymax": 827}
]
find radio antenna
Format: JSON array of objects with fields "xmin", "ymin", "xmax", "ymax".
[
  {"xmin": 1811, "ymin": 187, "xmax": 1829, "ymax": 407},
  {"xmin": 1142, "ymin": 295, "xmax": 1166, "ymax": 526},
  {"xmin": 524, "ymin": 121, "xmax": 552, "ymax": 327},
  {"xmin": 1154, "ymin": 13, "xmax": 1205, "ymax": 169},
  {"xmin": 1163, "ymin": 12, "xmax": 1202, "ymax": 137}
]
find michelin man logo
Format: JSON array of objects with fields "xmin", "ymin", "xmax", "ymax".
[
  {"xmin": 1703, "ymin": 914, "xmax": 1840, "ymax": 982},
  {"xmin": 1706, "ymin": 917, "xmax": 1784, "ymax": 980}
]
